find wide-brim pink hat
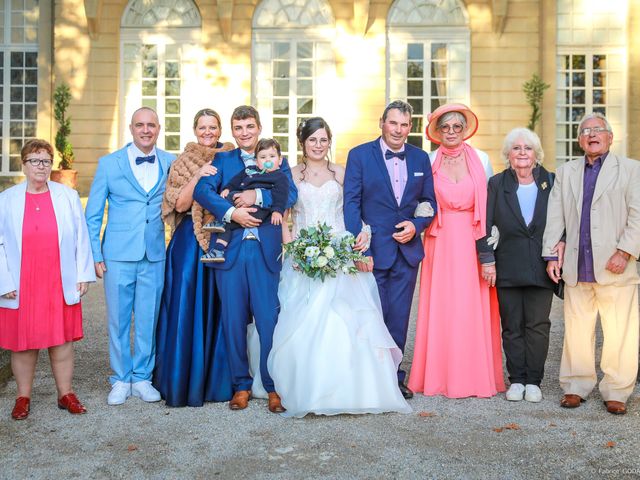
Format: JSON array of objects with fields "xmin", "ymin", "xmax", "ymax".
[{"xmin": 426, "ymin": 103, "xmax": 479, "ymax": 144}]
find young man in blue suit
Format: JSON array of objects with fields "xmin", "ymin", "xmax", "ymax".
[
  {"xmin": 86, "ymin": 107, "xmax": 176, "ymax": 405},
  {"xmin": 193, "ymin": 106, "xmax": 297, "ymax": 413},
  {"xmin": 344, "ymin": 100, "xmax": 437, "ymax": 399}
]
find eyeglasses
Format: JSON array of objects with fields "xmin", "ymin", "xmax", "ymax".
[
  {"xmin": 579, "ymin": 126, "xmax": 609, "ymax": 136},
  {"xmin": 438, "ymin": 124, "xmax": 464, "ymax": 134},
  {"xmin": 24, "ymin": 158, "xmax": 53, "ymax": 167},
  {"xmin": 306, "ymin": 137, "xmax": 330, "ymax": 146}
]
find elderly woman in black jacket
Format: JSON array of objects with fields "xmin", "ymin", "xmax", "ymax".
[{"xmin": 484, "ymin": 128, "xmax": 556, "ymax": 403}]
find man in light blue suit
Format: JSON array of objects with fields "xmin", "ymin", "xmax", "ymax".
[
  {"xmin": 86, "ymin": 107, "xmax": 176, "ymax": 405},
  {"xmin": 193, "ymin": 106, "xmax": 297, "ymax": 413},
  {"xmin": 344, "ymin": 100, "xmax": 437, "ymax": 399}
]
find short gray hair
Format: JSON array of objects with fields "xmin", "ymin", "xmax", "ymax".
[
  {"xmin": 382, "ymin": 100, "xmax": 413, "ymax": 122},
  {"xmin": 501, "ymin": 127, "xmax": 544, "ymax": 165},
  {"xmin": 437, "ymin": 112, "xmax": 466, "ymax": 130},
  {"xmin": 577, "ymin": 112, "xmax": 612, "ymax": 136}
]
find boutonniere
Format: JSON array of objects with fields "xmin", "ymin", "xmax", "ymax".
[{"xmin": 541, "ymin": 181, "xmax": 548, "ymax": 190}]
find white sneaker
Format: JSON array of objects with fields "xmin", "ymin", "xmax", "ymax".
[
  {"xmin": 524, "ymin": 384, "xmax": 543, "ymax": 403},
  {"xmin": 108, "ymin": 381, "xmax": 131, "ymax": 405},
  {"xmin": 131, "ymin": 380, "xmax": 161, "ymax": 402},
  {"xmin": 505, "ymin": 383, "xmax": 525, "ymax": 401}
]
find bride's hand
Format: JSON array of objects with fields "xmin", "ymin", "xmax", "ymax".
[{"xmin": 354, "ymin": 230, "xmax": 370, "ymax": 252}]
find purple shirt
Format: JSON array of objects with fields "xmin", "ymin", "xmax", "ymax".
[
  {"xmin": 578, "ymin": 152, "xmax": 608, "ymax": 282},
  {"xmin": 380, "ymin": 138, "xmax": 408, "ymax": 206}
]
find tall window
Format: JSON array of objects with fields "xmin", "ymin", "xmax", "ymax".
[
  {"xmin": 121, "ymin": 0, "xmax": 201, "ymax": 154},
  {"xmin": 1, "ymin": 0, "xmax": 38, "ymax": 174},
  {"xmin": 556, "ymin": 0, "xmax": 627, "ymax": 164},
  {"xmin": 253, "ymin": 0, "xmax": 335, "ymax": 161},
  {"xmin": 387, "ymin": 0, "xmax": 469, "ymax": 151}
]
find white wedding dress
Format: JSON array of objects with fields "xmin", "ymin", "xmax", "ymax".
[{"xmin": 267, "ymin": 180, "xmax": 412, "ymax": 417}]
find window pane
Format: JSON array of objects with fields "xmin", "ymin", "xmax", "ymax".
[
  {"xmin": 165, "ymin": 117, "xmax": 180, "ymax": 132},
  {"xmin": 10, "ymin": 121, "xmax": 23, "ymax": 136},
  {"xmin": 10, "ymin": 139, "xmax": 21, "ymax": 154},
  {"xmin": 24, "ymin": 122, "xmax": 36, "ymax": 137},
  {"xmin": 25, "ymin": 86, "xmax": 36, "ymax": 102},
  {"xmin": 11, "ymin": 52, "xmax": 23, "ymax": 67},
  {"xmin": 273, "ymin": 117, "xmax": 288, "ymax": 133},
  {"xmin": 571, "ymin": 90, "xmax": 585, "ymax": 104},
  {"xmin": 407, "ymin": 80, "xmax": 423, "ymax": 97},
  {"xmin": 407, "ymin": 61, "xmax": 423, "ymax": 78},
  {"xmin": 274, "ymin": 42, "xmax": 290, "ymax": 59},
  {"xmin": 572, "ymin": 72, "xmax": 585, "ymax": 87},
  {"xmin": 274, "ymin": 61, "xmax": 289, "ymax": 78},
  {"xmin": 572, "ymin": 55, "xmax": 585, "ymax": 69},
  {"xmin": 593, "ymin": 72, "xmax": 606, "ymax": 87},
  {"xmin": 408, "ymin": 98, "xmax": 422, "ymax": 115},
  {"xmin": 297, "ymin": 79, "xmax": 312, "ymax": 96},
  {"xmin": 24, "ymin": 104, "xmax": 36, "ymax": 120},
  {"xmin": 10, "ymin": 104, "xmax": 22, "ymax": 118},
  {"xmin": 10, "ymin": 156, "xmax": 22, "ymax": 172},
  {"xmin": 25, "ymin": 52, "xmax": 37, "ymax": 68},
  {"xmin": 297, "ymin": 61, "xmax": 312, "ymax": 77},
  {"xmin": 273, "ymin": 79, "xmax": 289, "ymax": 96},
  {"xmin": 407, "ymin": 44, "xmax": 423, "ymax": 60},
  {"xmin": 297, "ymin": 42, "xmax": 312, "ymax": 59},
  {"xmin": 142, "ymin": 98, "xmax": 157, "ymax": 109},
  {"xmin": 410, "ymin": 117, "xmax": 423, "ymax": 134},
  {"xmin": 165, "ymin": 135, "xmax": 180, "ymax": 151},
  {"xmin": 431, "ymin": 43, "xmax": 447, "ymax": 61},
  {"xmin": 10, "ymin": 69, "xmax": 24, "ymax": 84},
  {"xmin": 593, "ymin": 90, "xmax": 606, "ymax": 105},
  {"xmin": 274, "ymin": 135, "xmax": 288, "ymax": 152},
  {"xmin": 273, "ymin": 99, "xmax": 288, "ymax": 115},
  {"xmin": 165, "ymin": 80, "xmax": 180, "ymax": 96},
  {"xmin": 143, "ymin": 62, "xmax": 157, "ymax": 78},
  {"xmin": 166, "ymin": 62, "xmax": 179, "ymax": 78},
  {"xmin": 10, "ymin": 86, "xmax": 23, "ymax": 102},
  {"xmin": 297, "ymin": 98, "xmax": 312, "ymax": 114},
  {"xmin": 166, "ymin": 99, "xmax": 180, "ymax": 114},
  {"xmin": 593, "ymin": 55, "xmax": 606, "ymax": 69},
  {"xmin": 407, "ymin": 136, "xmax": 423, "ymax": 148},
  {"xmin": 142, "ymin": 80, "xmax": 157, "ymax": 95},
  {"xmin": 24, "ymin": 69, "xmax": 37, "ymax": 85}
]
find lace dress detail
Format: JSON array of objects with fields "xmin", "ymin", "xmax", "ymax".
[{"xmin": 291, "ymin": 180, "xmax": 345, "ymax": 236}]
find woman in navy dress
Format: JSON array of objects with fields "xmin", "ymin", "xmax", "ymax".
[{"xmin": 153, "ymin": 109, "xmax": 234, "ymax": 406}]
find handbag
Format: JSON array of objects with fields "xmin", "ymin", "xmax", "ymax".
[{"xmin": 547, "ymin": 171, "xmax": 564, "ymax": 300}]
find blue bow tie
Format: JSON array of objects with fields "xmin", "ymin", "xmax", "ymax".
[
  {"xmin": 135, "ymin": 155, "xmax": 156, "ymax": 165},
  {"xmin": 385, "ymin": 150, "xmax": 406, "ymax": 161},
  {"xmin": 240, "ymin": 151, "xmax": 256, "ymax": 164}
]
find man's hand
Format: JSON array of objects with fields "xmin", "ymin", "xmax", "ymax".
[
  {"xmin": 231, "ymin": 207, "xmax": 261, "ymax": 228},
  {"xmin": 546, "ymin": 260, "xmax": 561, "ymax": 283},
  {"xmin": 95, "ymin": 262, "xmax": 107, "ymax": 278},
  {"xmin": 77, "ymin": 282, "xmax": 89, "ymax": 297},
  {"xmin": 355, "ymin": 257, "xmax": 374, "ymax": 273},
  {"xmin": 551, "ymin": 241, "xmax": 566, "ymax": 269},
  {"xmin": 392, "ymin": 221, "xmax": 416, "ymax": 244},
  {"xmin": 606, "ymin": 250, "xmax": 630, "ymax": 274},
  {"xmin": 353, "ymin": 231, "xmax": 370, "ymax": 252},
  {"xmin": 481, "ymin": 264, "xmax": 496, "ymax": 287},
  {"xmin": 233, "ymin": 190, "xmax": 257, "ymax": 207},
  {"xmin": 1, "ymin": 290, "xmax": 17, "ymax": 299}
]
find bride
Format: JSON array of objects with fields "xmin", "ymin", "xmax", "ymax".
[{"xmin": 267, "ymin": 117, "xmax": 411, "ymax": 417}]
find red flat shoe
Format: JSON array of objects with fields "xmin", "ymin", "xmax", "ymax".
[
  {"xmin": 11, "ymin": 397, "xmax": 30, "ymax": 420},
  {"xmin": 57, "ymin": 392, "xmax": 87, "ymax": 414}
]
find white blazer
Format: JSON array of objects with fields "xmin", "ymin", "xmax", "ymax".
[
  {"xmin": 429, "ymin": 147, "xmax": 494, "ymax": 180},
  {"xmin": 0, "ymin": 181, "xmax": 96, "ymax": 309}
]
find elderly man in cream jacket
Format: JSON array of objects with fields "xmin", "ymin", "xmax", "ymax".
[{"xmin": 542, "ymin": 112, "xmax": 640, "ymax": 416}]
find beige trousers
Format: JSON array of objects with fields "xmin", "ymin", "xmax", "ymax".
[{"xmin": 560, "ymin": 282, "xmax": 639, "ymax": 402}]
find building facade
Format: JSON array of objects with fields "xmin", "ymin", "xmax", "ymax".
[{"xmin": 0, "ymin": 0, "xmax": 636, "ymax": 193}]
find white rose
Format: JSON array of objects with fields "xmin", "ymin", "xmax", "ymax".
[
  {"xmin": 316, "ymin": 256, "xmax": 329, "ymax": 267},
  {"xmin": 305, "ymin": 246, "xmax": 320, "ymax": 258},
  {"xmin": 324, "ymin": 246, "xmax": 335, "ymax": 258}
]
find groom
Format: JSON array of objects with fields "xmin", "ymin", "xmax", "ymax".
[
  {"xmin": 193, "ymin": 105, "xmax": 297, "ymax": 412},
  {"xmin": 344, "ymin": 100, "xmax": 437, "ymax": 398}
]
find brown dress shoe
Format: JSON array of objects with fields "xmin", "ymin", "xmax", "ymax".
[
  {"xmin": 229, "ymin": 390, "xmax": 251, "ymax": 410},
  {"xmin": 268, "ymin": 392, "xmax": 286, "ymax": 413},
  {"xmin": 560, "ymin": 394, "xmax": 584, "ymax": 408},
  {"xmin": 604, "ymin": 400, "xmax": 627, "ymax": 415},
  {"xmin": 11, "ymin": 397, "xmax": 30, "ymax": 420},
  {"xmin": 58, "ymin": 392, "xmax": 87, "ymax": 414}
]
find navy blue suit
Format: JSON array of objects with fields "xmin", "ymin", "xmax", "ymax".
[
  {"xmin": 193, "ymin": 148, "xmax": 297, "ymax": 392},
  {"xmin": 344, "ymin": 138, "xmax": 436, "ymax": 382}
]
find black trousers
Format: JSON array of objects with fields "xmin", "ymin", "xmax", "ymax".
[{"xmin": 497, "ymin": 286, "xmax": 553, "ymax": 386}]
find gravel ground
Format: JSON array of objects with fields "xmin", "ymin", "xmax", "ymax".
[{"xmin": 1, "ymin": 279, "xmax": 639, "ymax": 480}]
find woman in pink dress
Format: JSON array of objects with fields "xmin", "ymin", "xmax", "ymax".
[
  {"xmin": 408, "ymin": 104, "xmax": 505, "ymax": 398},
  {"xmin": 0, "ymin": 139, "xmax": 95, "ymax": 420}
]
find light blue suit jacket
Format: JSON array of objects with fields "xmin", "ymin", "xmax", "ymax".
[{"xmin": 85, "ymin": 144, "xmax": 175, "ymax": 263}]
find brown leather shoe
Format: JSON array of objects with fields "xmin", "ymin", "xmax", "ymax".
[
  {"xmin": 229, "ymin": 390, "xmax": 251, "ymax": 410},
  {"xmin": 268, "ymin": 392, "xmax": 286, "ymax": 413},
  {"xmin": 560, "ymin": 394, "xmax": 584, "ymax": 408},
  {"xmin": 58, "ymin": 392, "xmax": 87, "ymax": 414},
  {"xmin": 11, "ymin": 397, "xmax": 30, "ymax": 420},
  {"xmin": 604, "ymin": 400, "xmax": 627, "ymax": 415}
]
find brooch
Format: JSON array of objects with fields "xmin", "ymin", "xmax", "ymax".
[{"xmin": 541, "ymin": 181, "xmax": 548, "ymax": 190}]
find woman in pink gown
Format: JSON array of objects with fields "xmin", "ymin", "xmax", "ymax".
[{"xmin": 408, "ymin": 104, "xmax": 505, "ymax": 398}]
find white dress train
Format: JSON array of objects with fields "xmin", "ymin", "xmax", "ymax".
[{"xmin": 266, "ymin": 180, "xmax": 411, "ymax": 417}]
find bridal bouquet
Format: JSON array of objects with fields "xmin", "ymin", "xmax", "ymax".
[{"xmin": 283, "ymin": 222, "xmax": 367, "ymax": 281}]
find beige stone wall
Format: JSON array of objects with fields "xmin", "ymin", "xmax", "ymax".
[{"xmin": 628, "ymin": 0, "xmax": 640, "ymax": 160}]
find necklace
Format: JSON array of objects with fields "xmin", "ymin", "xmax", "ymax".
[
  {"xmin": 28, "ymin": 186, "xmax": 48, "ymax": 211},
  {"xmin": 442, "ymin": 154, "xmax": 463, "ymax": 166}
]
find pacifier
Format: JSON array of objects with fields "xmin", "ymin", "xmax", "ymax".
[{"xmin": 263, "ymin": 160, "xmax": 274, "ymax": 170}]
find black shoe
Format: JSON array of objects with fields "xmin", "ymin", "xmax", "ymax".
[{"xmin": 398, "ymin": 382, "xmax": 413, "ymax": 399}]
